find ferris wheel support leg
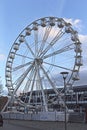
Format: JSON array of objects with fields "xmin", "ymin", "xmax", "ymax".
[{"xmin": 36, "ymin": 65, "xmax": 48, "ymax": 112}]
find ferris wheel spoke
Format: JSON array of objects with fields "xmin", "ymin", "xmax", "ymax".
[
  {"xmin": 43, "ymin": 26, "xmax": 52, "ymax": 42},
  {"xmin": 13, "ymin": 63, "xmax": 34, "ymax": 94},
  {"xmin": 43, "ymin": 44, "xmax": 74, "ymax": 59},
  {"xmin": 40, "ymin": 65, "xmax": 65, "ymax": 107},
  {"xmin": 43, "ymin": 61, "xmax": 72, "ymax": 71},
  {"xmin": 40, "ymin": 64, "xmax": 59, "ymax": 95},
  {"xmin": 15, "ymin": 53, "xmax": 33, "ymax": 60},
  {"xmin": 34, "ymin": 30, "xmax": 38, "ymax": 56},
  {"xmin": 13, "ymin": 61, "xmax": 33, "ymax": 72},
  {"xmin": 28, "ymin": 68, "xmax": 37, "ymax": 104},
  {"xmin": 25, "ymin": 39, "xmax": 35, "ymax": 57},
  {"xmin": 41, "ymin": 31, "xmax": 65, "ymax": 58},
  {"xmin": 38, "ymin": 26, "xmax": 52, "ymax": 56},
  {"xmin": 23, "ymin": 66, "xmax": 36, "ymax": 93}
]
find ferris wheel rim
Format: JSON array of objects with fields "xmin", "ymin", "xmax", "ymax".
[{"xmin": 5, "ymin": 16, "xmax": 82, "ymax": 110}]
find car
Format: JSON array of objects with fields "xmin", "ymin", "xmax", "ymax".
[{"xmin": 0, "ymin": 114, "xmax": 3, "ymax": 127}]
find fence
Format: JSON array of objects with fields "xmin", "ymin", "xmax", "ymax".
[
  {"xmin": 2, "ymin": 111, "xmax": 85, "ymax": 122},
  {"xmin": 2, "ymin": 111, "xmax": 68, "ymax": 121}
]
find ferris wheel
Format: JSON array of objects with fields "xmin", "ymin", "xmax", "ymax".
[{"xmin": 5, "ymin": 17, "xmax": 82, "ymax": 111}]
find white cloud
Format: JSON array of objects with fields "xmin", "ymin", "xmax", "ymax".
[
  {"xmin": 0, "ymin": 54, "xmax": 6, "ymax": 61},
  {"xmin": 64, "ymin": 18, "xmax": 82, "ymax": 32},
  {"xmin": 79, "ymin": 34, "xmax": 87, "ymax": 43}
]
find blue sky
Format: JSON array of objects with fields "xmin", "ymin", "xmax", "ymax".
[{"xmin": 0, "ymin": 0, "xmax": 87, "ymax": 92}]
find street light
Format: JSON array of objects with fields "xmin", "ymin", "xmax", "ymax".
[{"xmin": 60, "ymin": 72, "xmax": 69, "ymax": 130}]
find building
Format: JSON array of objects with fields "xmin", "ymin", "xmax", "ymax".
[{"xmin": 19, "ymin": 85, "xmax": 87, "ymax": 113}]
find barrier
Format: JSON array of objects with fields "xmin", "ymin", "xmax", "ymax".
[
  {"xmin": 24, "ymin": 114, "xmax": 31, "ymax": 120},
  {"xmin": 16, "ymin": 113, "xmax": 24, "ymax": 119},
  {"xmin": 56, "ymin": 111, "xmax": 69, "ymax": 122},
  {"xmin": 9, "ymin": 113, "xmax": 17, "ymax": 119},
  {"xmin": 39, "ymin": 112, "xmax": 55, "ymax": 121},
  {"xmin": 2, "ymin": 111, "xmax": 84, "ymax": 122}
]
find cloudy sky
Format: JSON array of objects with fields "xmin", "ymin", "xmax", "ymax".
[{"xmin": 0, "ymin": 0, "xmax": 87, "ymax": 94}]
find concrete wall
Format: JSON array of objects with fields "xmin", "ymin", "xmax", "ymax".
[{"xmin": 2, "ymin": 111, "xmax": 69, "ymax": 122}]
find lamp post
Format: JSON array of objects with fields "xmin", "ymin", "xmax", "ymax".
[{"xmin": 60, "ymin": 72, "xmax": 69, "ymax": 130}]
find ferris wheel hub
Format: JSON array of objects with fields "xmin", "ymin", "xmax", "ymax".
[{"xmin": 34, "ymin": 57, "xmax": 43, "ymax": 65}]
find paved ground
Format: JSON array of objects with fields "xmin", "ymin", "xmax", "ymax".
[
  {"xmin": 0, "ymin": 120, "xmax": 37, "ymax": 130},
  {"xmin": 1, "ymin": 120, "xmax": 87, "ymax": 130}
]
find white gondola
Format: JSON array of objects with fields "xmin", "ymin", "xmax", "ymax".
[
  {"xmin": 49, "ymin": 17, "xmax": 55, "ymax": 26},
  {"xmin": 6, "ymin": 80, "xmax": 11, "ymax": 86},
  {"xmin": 25, "ymin": 27, "xmax": 31, "ymax": 35},
  {"xmin": 13, "ymin": 43, "xmax": 19, "ymax": 50},
  {"xmin": 6, "ymin": 86, "xmax": 11, "ymax": 89},
  {"xmin": 6, "ymin": 79, "xmax": 11, "ymax": 82},
  {"xmin": 19, "ymin": 35, "xmax": 25, "ymax": 42},
  {"xmin": 75, "ymin": 55, "xmax": 83, "ymax": 66},
  {"xmin": 33, "ymin": 22, "xmax": 38, "ymax": 30},
  {"xmin": 9, "ymin": 52, "xmax": 15, "ymax": 59},
  {"xmin": 65, "ymin": 23, "xmax": 72, "ymax": 33},
  {"xmin": 58, "ymin": 19, "xmax": 64, "ymax": 28},
  {"xmin": 66, "ymin": 83, "xmax": 73, "ymax": 93},
  {"xmin": 6, "ymin": 83, "xmax": 11, "ymax": 87},
  {"xmin": 71, "ymin": 31, "xmax": 78, "ymax": 41},
  {"xmin": 41, "ymin": 18, "xmax": 46, "ymax": 27},
  {"xmin": 6, "ymin": 62, "xmax": 12, "ymax": 68},
  {"xmin": 75, "ymin": 44, "xmax": 82, "ymax": 52},
  {"xmin": 71, "ymin": 34, "xmax": 77, "ymax": 41},
  {"xmin": 9, "ymin": 88, "xmax": 14, "ymax": 93},
  {"xmin": 10, "ymin": 88, "xmax": 14, "ymax": 90},
  {"xmin": 75, "ymin": 41, "xmax": 81, "ymax": 45},
  {"xmin": 72, "ymin": 70, "xmax": 80, "ymax": 80},
  {"xmin": 6, "ymin": 71, "xmax": 11, "ymax": 78}
]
